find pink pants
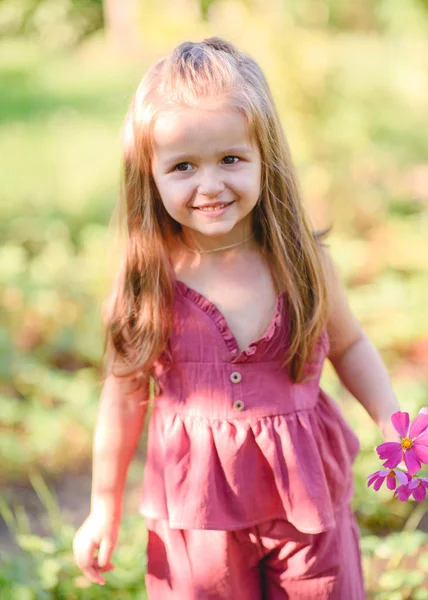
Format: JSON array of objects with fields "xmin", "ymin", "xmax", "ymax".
[{"xmin": 144, "ymin": 504, "xmax": 367, "ymax": 599}]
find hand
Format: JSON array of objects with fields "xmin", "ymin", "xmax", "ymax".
[
  {"xmin": 381, "ymin": 419, "xmax": 400, "ymax": 444},
  {"xmin": 73, "ymin": 510, "xmax": 120, "ymax": 585}
]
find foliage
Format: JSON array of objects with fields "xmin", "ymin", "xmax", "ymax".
[
  {"xmin": 362, "ymin": 529, "xmax": 428, "ymax": 599},
  {"xmin": 0, "ymin": 0, "xmax": 104, "ymax": 47},
  {"xmin": 1, "ymin": 475, "xmax": 427, "ymax": 598},
  {"xmin": 1, "ymin": 0, "xmax": 428, "ymax": 597},
  {"xmin": 0, "ymin": 476, "xmax": 148, "ymax": 599}
]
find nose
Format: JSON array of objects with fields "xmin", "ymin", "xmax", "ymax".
[{"xmin": 197, "ymin": 169, "xmax": 225, "ymax": 197}]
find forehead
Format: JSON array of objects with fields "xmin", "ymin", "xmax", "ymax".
[{"xmin": 151, "ymin": 100, "xmax": 254, "ymax": 156}]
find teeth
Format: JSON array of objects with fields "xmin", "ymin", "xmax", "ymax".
[{"xmin": 199, "ymin": 204, "xmax": 228, "ymax": 212}]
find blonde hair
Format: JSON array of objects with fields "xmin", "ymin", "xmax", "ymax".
[{"xmin": 104, "ymin": 37, "xmax": 330, "ymax": 389}]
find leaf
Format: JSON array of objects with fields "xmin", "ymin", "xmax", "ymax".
[
  {"xmin": 374, "ymin": 540, "xmax": 393, "ymax": 559},
  {"xmin": 378, "ymin": 570, "xmax": 405, "ymax": 590},
  {"xmin": 360, "ymin": 534, "xmax": 380, "ymax": 555},
  {"xmin": 10, "ymin": 585, "xmax": 35, "ymax": 600},
  {"xmin": 16, "ymin": 534, "xmax": 56, "ymax": 555},
  {"xmin": 401, "ymin": 569, "xmax": 425, "ymax": 588},
  {"xmin": 37, "ymin": 558, "xmax": 60, "ymax": 590},
  {"xmin": 383, "ymin": 531, "xmax": 427, "ymax": 557}
]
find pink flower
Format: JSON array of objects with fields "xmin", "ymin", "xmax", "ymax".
[
  {"xmin": 394, "ymin": 477, "xmax": 428, "ymax": 502},
  {"xmin": 394, "ymin": 482, "xmax": 412, "ymax": 502},
  {"xmin": 376, "ymin": 409, "xmax": 428, "ymax": 475},
  {"xmin": 367, "ymin": 468, "xmax": 410, "ymax": 491}
]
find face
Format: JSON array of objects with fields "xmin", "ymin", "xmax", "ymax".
[{"xmin": 150, "ymin": 100, "xmax": 262, "ymax": 247}]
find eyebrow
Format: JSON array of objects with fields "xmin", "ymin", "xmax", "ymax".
[{"xmin": 161, "ymin": 146, "xmax": 254, "ymax": 167}]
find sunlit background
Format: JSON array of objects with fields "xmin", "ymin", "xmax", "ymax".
[{"xmin": 1, "ymin": 0, "xmax": 428, "ymax": 597}]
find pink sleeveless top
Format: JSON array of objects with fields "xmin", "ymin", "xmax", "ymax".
[{"xmin": 139, "ymin": 280, "xmax": 360, "ymax": 533}]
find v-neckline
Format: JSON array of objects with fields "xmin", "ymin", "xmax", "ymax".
[{"xmin": 175, "ymin": 279, "xmax": 285, "ymax": 358}]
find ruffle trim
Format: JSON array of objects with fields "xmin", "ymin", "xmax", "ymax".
[
  {"xmin": 140, "ymin": 389, "xmax": 360, "ymax": 533},
  {"xmin": 153, "ymin": 282, "xmax": 330, "ymax": 390},
  {"xmin": 175, "ymin": 279, "xmax": 286, "ymax": 360}
]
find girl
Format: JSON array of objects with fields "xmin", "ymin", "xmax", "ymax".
[{"xmin": 73, "ymin": 37, "xmax": 401, "ymax": 599}]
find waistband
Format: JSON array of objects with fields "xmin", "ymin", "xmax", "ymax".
[{"xmin": 154, "ymin": 361, "xmax": 321, "ymax": 420}]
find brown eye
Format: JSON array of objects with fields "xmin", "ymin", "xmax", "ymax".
[
  {"xmin": 222, "ymin": 156, "xmax": 239, "ymax": 165},
  {"xmin": 173, "ymin": 162, "xmax": 193, "ymax": 172}
]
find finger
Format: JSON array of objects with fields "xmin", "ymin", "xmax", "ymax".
[
  {"xmin": 82, "ymin": 564, "xmax": 106, "ymax": 586},
  {"xmin": 98, "ymin": 539, "xmax": 115, "ymax": 569},
  {"xmin": 100, "ymin": 562, "xmax": 115, "ymax": 573},
  {"xmin": 73, "ymin": 535, "xmax": 99, "ymax": 573}
]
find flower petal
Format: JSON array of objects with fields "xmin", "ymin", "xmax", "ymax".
[
  {"xmin": 409, "ymin": 413, "xmax": 428, "ymax": 439},
  {"xmin": 409, "ymin": 479, "xmax": 420, "ymax": 489},
  {"xmin": 414, "ymin": 431, "xmax": 428, "ymax": 446},
  {"xmin": 394, "ymin": 484, "xmax": 412, "ymax": 501},
  {"xmin": 376, "ymin": 442, "xmax": 403, "ymax": 466},
  {"xmin": 412, "ymin": 485, "xmax": 427, "ymax": 502},
  {"xmin": 391, "ymin": 411, "xmax": 410, "ymax": 437},
  {"xmin": 373, "ymin": 476, "xmax": 385, "ymax": 491},
  {"xmin": 367, "ymin": 474, "xmax": 379, "ymax": 488},
  {"xmin": 395, "ymin": 470, "xmax": 411, "ymax": 485},
  {"xmin": 413, "ymin": 442, "xmax": 428, "ymax": 466},
  {"xmin": 382, "ymin": 457, "xmax": 404, "ymax": 469},
  {"xmin": 386, "ymin": 476, "xmax": 397, "ymax": 490},
  {"xmin": 404, "ymin": 448, "xmax": 421, "ymax": 475}
]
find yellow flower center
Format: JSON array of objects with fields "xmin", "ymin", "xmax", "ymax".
[{"xmin": 401, "ymin": 437, "xmax": 413, "ymax": 450}]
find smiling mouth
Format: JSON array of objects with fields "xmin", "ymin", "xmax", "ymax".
[{"xmin": 194, "ymin": 201, "xmax": 234, "ymax": 212}]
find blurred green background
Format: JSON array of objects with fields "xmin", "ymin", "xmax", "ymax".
[{"xmin": 1, "ymin": 0, "xmax": 428, "ymax": 598}]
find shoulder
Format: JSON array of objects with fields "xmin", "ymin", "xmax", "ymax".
[{"xmin": 318, "ymin": 244, "xmax": 365, "ymax": 363}]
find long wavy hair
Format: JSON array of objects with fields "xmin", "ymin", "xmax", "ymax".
[{"xmin": 103, "ymin": 36, "xmax": 330, "ymax": 390}]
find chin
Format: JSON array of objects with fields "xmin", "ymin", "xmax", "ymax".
[{"xmin": 191, "ymin": 225, "xmax": 237, "ymax": 238}]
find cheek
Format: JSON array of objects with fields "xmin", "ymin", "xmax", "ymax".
[
  {"xmin": 234, "ymin": 170, "xmax": 261, "ymax": 200},
  {"xmin": 157, "ymin": 181, "xmax": 192, "ymax": 213}
]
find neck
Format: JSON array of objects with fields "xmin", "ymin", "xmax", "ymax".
[
  {"xmin": 179, "ymin": 223, "xmax": 255, "ymax": 253},
  {"xmin": 179, "ymin": 231, "xmax": 255, "ymax": 255}
]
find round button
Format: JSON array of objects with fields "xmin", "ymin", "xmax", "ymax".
[
  {"xmin": 233, "ymin": 400, "xmax": 245, "ymax": 411},
  {"xmin": 230, "ymin": 371, "xmax": 242, "ymax": 384}
]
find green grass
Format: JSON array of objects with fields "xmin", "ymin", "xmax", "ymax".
[{"xmin": 1, "ymin": 4, "xmax": 428, "ymax": 595}]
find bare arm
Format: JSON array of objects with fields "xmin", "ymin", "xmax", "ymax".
[
  {"xmin": 91, "ymin": 373, "xmax": 149, "ymax": 516},
  {"xmin": 73, "ymin": 372, "xmax": 149, "ymax": 584},
  {"xmin": 321, "ymin": 247, "xmax": 401, "ymax": 438}
]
